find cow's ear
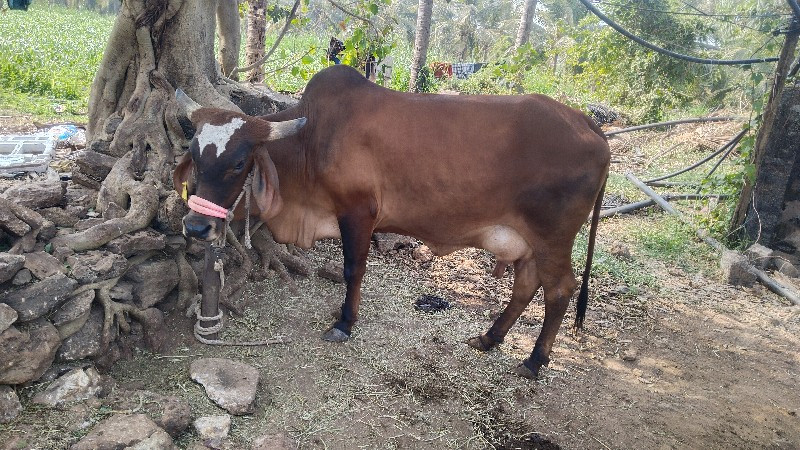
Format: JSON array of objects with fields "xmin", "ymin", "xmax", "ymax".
[
  {"xmin": 266, "ymin": 117, "xmax": 307, "ymax": 141},
  {"xmin": 173, "ymin": 152, "xmax": 195, "ymax": 200},
  {"xmin": 252, "ymin": 150, "xmax": 283, "ymax": 220}
]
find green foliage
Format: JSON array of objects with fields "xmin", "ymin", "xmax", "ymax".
[
  {"xmin": 564, "ymin": 0, "xmax": 716, "ymax": 122},
  {"xmin": 0, "ymin": 4, "xmax": 112, "ymax": 118}
]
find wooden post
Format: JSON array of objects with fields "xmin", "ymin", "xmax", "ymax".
[{"xmin": 200, "ymin": 242, "xmax": 222, "ymax": 339}]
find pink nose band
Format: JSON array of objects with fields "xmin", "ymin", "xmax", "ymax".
[{"xmin": 188, "ymin": 195, "xmax": 229, "ymax": 219}]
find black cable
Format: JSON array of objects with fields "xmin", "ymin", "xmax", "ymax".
[
  {"xmin": 596, "ymin": 1, "xmax": 791, "ymax": 19},
  {"xmin": 644, "ymin": 128, "xmax": 750, "ymax": 184},
  {"xmin": 788, "ymin": 0, "xmax": 800, "ymax": 21},
  {"xmin": 576, "ymin": 0, "xmax": 780, "ymax": 65}
]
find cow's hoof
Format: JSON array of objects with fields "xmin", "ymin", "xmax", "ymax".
[
  {"xmin": 512, "ymin": 360, "xmax": 539, "ymax": 379},
  {"xmin": 466, "ymin": 335, "xmax": 494, "ymax": 352},
  {"xmin": 322, "ymin": 327, "xmax": 350, "ymax": 342}
]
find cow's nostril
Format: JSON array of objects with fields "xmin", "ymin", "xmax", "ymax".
[{"xmin": 183, "ymin": 218, "xmax": 212, "ymax": 239}]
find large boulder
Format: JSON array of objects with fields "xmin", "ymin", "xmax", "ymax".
[
  {"xmin": 56, "ymin": 305, "xmax": 105, "ymax": 362},
  {"xmin": 124, "ymin": 258, "xmax": 179, "ymax": 308},
  {"xmin": 67, "ymin": 250, "xmax": 128, "ymax": 284},
  {"xmin": 0, "ymin": 319, "xmax": 61, "ymax": 385},
  {"xmin": 3, "ymin": 272, "xmax": 78, "ymax": 321},
  {"xmin": 190, "ymin": 358, "xmax": 260, "ymax": 415},
  {"xmin": 51, "ymin": 290, "xmax": 95, "ymax": 339},
  {"xmin": 0, "ymin": 253, "xmax": 26, "ymax": 284},
  {"xmin": 32, "ymin": 366, "xmax": 103, "ymax": 407},
  {"xmin": 71, "ymin": 413, "xmax": 175, "ymax": 450},
  {"xmin": 1, "ymin": 180, "xmax": 66, "ymax": 210},
  {"xmin": 23, "ymin": 251, "xmax": 66, "ymax": 280}
]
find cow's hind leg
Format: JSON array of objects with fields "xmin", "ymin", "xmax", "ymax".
[
  {"xmin": 514, "ymin": 255, "xmax": 577, "ymax": 378},
  {"xmin": 467, "ymin": 259, "xmax": 540, "ymax": 351},
  {"xmin": 322, "ymin": 211, "xmax": 374, "ymax": 342}
]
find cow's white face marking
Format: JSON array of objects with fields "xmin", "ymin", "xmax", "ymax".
[{"xmin": 197, "ymin": 117, "xmax": 245, "ymax": 158}]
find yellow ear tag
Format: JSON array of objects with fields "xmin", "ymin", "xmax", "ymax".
[{"xmin": 181, "ymin": 181, "xmax": 188, "ymax": 201}]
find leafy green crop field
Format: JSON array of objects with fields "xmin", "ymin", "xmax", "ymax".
[{"xmin": 0, "ymin": 5, "xmax": 114, "ymax": 120}]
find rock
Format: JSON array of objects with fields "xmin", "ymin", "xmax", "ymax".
[
  {"xmin": 373, "ymin": 232, "xmax": 416, "ymax": 253},
  {"xmin": 0, "ymin": 207, "xmax": 31, "ymax": 236},
  {"xmin": 65, "ymin": 185, "xmax": 97, "ymax": 210},
  {"xmin": 52, "ymin": 290, "xmax": 95, "ymax": 328},
  {"xmin": 776, "ymin": 260, "xmax": 800, "ymax": 278},
  {"xmin": 105, "ymin": 229, "xmax": 166, "ymax": 257},
  {"xmin": 621, "ymin": 349, "xmax": 638, "ymax": 362},
  {"xmin": 0, "ymin": 253, "xmax": 25, "ymax": 284},
  {"xmin": 105, "ymin": 390, "xmax": 191, "ymax": 437},
  {"xmin": 75, "ymin": 150, "xmax": 117, "ymax": 181},
  {"xmin": 154, "ymin": 393, "xmax": 191, "ymax": 437},
  {"xmin": 744, "ymin": 243, "xmax": 774, "ymax": 269},
  {"xmin": 23, "ymin": 251, "xmax": 66, "ymax": 280},
  {"xmin": 412, "ymin": 245, "xmax": 434, "ymax": 263},
  {"xmin": 103, "ymin": 202, "xmax": 127, "ymax": 220},
  {"xmin": 53, "ymin": 291, "xmax": 95, "ymax": 339},
  {"xmin": 193, "ymin": 415, "xmax": 231, "ymax": 449},
  {"xmin": 109, "ymin": 281, "xmax": 134, "ymax": 302},
  {"xmin": 1, "ymin": 181, "xmax": 66, "ymax": 210},
  {"xmin": 72, "ymin": 171, "xmax": 101, "ymax": 191},
  {"xmin": 0, "ymin": 303, "xmax": 18, "ymax": 333},
  {"xmin": 0, "ymin": 319, "xmax": 61, "ymax": 385},
  {"xmin": 12, "ymin": 268, "xmax": 32, "ymax": 286},
  {"xmin": 67, "ymin": 250, "xmax": 128, "ymax": 284},
  {"xmin": 39, "ymin": 219, "xmax": 57, "ymax": 241},
  {"xmin": 3, "ymin": 273, "xmax": 78, "ymax": 321},
  {"xmin": 32, "ymin": 367, "xmax": 102, "ymax": 407},
  {"xmin": 124, "ymin": 259, "xmax": 179, "ymax": 308},
  {"xmin": 72, "ymin": 413, "xmax": 175, "ymax": 450},
  {"xmin": 39, "ymin": 207, "xmax": 80, "ymax": 227},
  {"xmin": 252, "ymin": 432, "xmax": 297, "ymax": 450},
  {"xmin": 720, "ymin": 250, "xmax": 756, "ymax": 287},
  {"xmin": 0, "ymin": 385, "xmax": 22, "ymax": 424},
  {"xmin": 609, "ymin": 242, "xmax": 632, "ymax": 259},
  {"xmin": 57, "ymin": 305, "xmax": 105, "ymax": 362},
  {"xmin": 190, "ymin": 358, "xmax": 260, "ymax": 415},
  {"xmin": 316, "ymin": 261, "xmax": 345, "ymax": 284}
]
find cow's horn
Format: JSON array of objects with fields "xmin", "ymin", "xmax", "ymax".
[
  {"xmin": 175, "ymin": 88, "xmax": 201, "ymax": 119},
  {"xmin": 267, "ymin": 117, "xmax": 307, "ymax": 141}
]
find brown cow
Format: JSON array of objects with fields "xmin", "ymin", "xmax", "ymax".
[{"xmin": 174, "ymin": 64, "xmax": 610, "ymax": 378}]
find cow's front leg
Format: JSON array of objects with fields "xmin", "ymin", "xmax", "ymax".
[{"xmin": 322, "ymin": 211, "xmax": 374, "ymax": 342}]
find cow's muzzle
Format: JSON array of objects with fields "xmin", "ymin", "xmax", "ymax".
[{"xmin": 182, "ymin": 212, "xmax": 219, "ymax": 241}]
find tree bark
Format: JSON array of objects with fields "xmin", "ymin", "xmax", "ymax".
[
  {"xmin": 408, "ymin": 0, "xmax": 433, "ymax": 93},
  {"xmin": 731, "ymin": 24, "xmax": 799, "ymax": 245},
  {"xmin": 217, "ymin": 0, "xmax": 242, "ymax": 80},
  {"xmin": 245, "ymin": 0, "xmax": 267, "ymax": 82},
  {"xmin": 514, "ymin": 0, "xmax": 538, "ymax": 50}
]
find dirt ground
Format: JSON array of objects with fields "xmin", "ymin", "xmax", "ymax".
[{"xmin": 2, "ymin": 119, "xmax": 800, "ymax": 449}]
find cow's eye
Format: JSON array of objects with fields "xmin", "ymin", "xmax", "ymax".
[{"xmin": 235, "ymin": 160, "xmax": 245, "ymax": 171}]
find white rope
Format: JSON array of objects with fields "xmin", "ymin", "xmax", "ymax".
[{"xmin": 191, "ymin": 170, "xmax": 288, "ymax": 346}]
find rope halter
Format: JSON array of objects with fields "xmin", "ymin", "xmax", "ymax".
[{"xmin": 187, "ymin": 169, "xmax": 255, "ymax": 249}]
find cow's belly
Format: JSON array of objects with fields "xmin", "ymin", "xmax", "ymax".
[{"xmin": 422, "ymin": 225, "xmax": 532, "ymax": 263}]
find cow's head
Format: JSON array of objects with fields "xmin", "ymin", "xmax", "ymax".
[{"xmin": 173, "ymin": 89, "xmax": 306, "ymax": 242}]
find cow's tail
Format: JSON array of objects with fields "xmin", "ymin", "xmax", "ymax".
[{"xmin": 575, "ymin": 178, "xmax": 606, "ymax": 330}]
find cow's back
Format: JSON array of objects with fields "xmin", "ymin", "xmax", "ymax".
[{"xmin": 295, "ymin": 66, "xmax": 609, "ymax": 251}]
